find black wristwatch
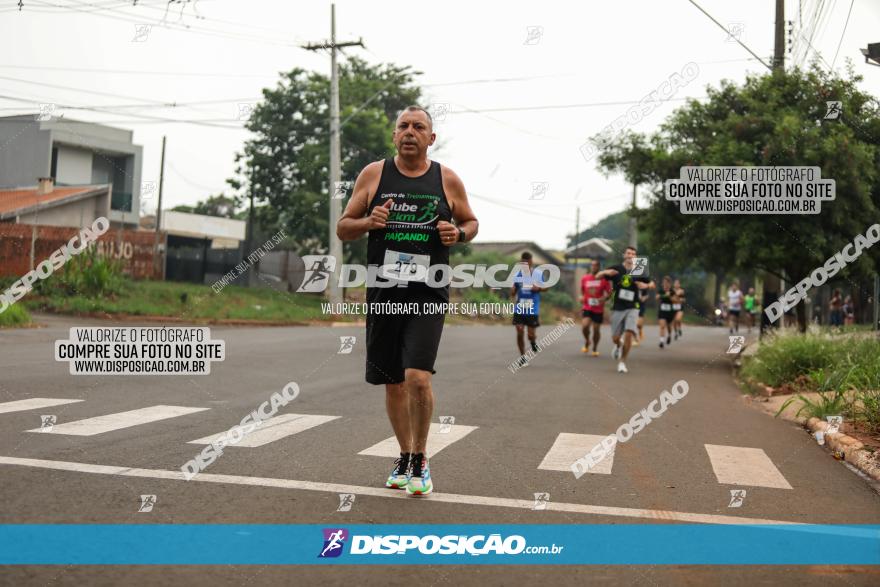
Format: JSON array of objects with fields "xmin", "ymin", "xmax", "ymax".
[{"xmin": 457, "ymin": 227, "xmax": 467, "ymax": 243}]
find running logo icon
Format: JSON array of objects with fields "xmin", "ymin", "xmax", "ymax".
[
  {"xmin": 35, "ymin": 103, "xmax": 56, "ymax": 122},
  {"xmin": 629, "ymin": 257, "xmax": 648, "ymax": 276},
  {"xmin": 524, "ymin": 25, "xmax": 543, "ymax": 45},
  {"xmin": 39, "ymin": 415, "xmax": 56, "ymax": 432},
  {"xmin": 333, "ymin": 181, "xmax": 353, "ymax": 200},
  {"xmin": 336, "ymin": 494, "xmax": 355, "ymax": 512},
  {"xmin": 529, "ymin": 181, "xmax": 549, "ymax": 200},
  {"xmin": 824, "ymin": 101, "xmax": 842, "ymax": 120},
  {"xmin": 298, "ymin": 256, "xmax": 336, "ymax": 293},
  {"xmin": 438, "ymin": 415, "xmax": 455, "ymax": 433},
  {"xmin": 728, "ymin": 489, "xmax": 746, "ymax": 508},
  {"xmin": 727, "ymin": 336, "xmax": 745, "ymax": 354},
  {"xmin": 138, "ymin": 495, "xmax": 156, "ymax": 512},
  {"xmin": 318, "ymin": 528, "xmax": 349, "ymax": 558},
  {"xmin": 533, "ymin": 492, "xmax": 550, "ymax": 510},
  {"xmin": 338, "ymin": 336, "xmax": 356, "ymax": 354},
  {"xmin": 826, "ymin": 415, "xmax": 843, "ymax": 434}
]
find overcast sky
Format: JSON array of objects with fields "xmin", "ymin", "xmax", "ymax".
[{"xmin": 3, "ymin": 0, "xmax": 879, "ymax": 249}]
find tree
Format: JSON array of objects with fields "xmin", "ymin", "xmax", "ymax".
[
  {"xmin": 171, "ymin": 194, "xmax": 239, "ymax": 219},
  {"xmin": 228, "ymin": 57, "xmax": 423, "ymax": 263},
  {"xmin": 591, "ymin": 65, "xmax": 880, "ymax": 331}
]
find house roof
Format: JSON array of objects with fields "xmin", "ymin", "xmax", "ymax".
[
  {"xmin": 564, "ymin": 237, "xmax": 615, "ymax": 258},
  {"xmin": 468, "ymin": 241, "xmax": 563, "ymax": 265},
  {"xmin": 0, "ymin": 185, "xmax": 109, "ymax": 220}
]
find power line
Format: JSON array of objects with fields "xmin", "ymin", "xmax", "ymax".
[
  {"xmin": 831, "ymin": 0, "xmax": 855, "ymax": 70},
  {"xmin": 684, "ymin": 0, "xmax": 772, "ymax": 70},
  {"xmin": 0, "ymin": 63, "xmax": 278, "ymax": 78},
  {"xmin": 0, "ymin": 73, "xmax": 259, "ymax": 118},
  {"xmin": 24, "ymin": 0, "xmax": 300, "ymax": 48},
  {"xmin": 0, "ymin": 93, "xmax": 244, "ymax": 129}
]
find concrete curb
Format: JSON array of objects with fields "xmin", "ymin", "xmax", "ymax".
[{"xmin": 805, "ymin": 417, "xmax": 880, "ymax": 482}]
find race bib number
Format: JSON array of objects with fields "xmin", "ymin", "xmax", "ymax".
[
  {"xmin": 660, "ymin": 303, "xmax": 672, "ymax": 311},
  {"xmin": 618, "ymin": 289, "xmax": 635, "ymax": 302},
  {"xmin": 381, "ymin": 249, "xmax": 430, "ymax": 282},
  {"xmin": 672, "ymin": 303, "xmax": 682, "ymax": 311},
  {"xmin": 588, "ymin": 298, "xmax": 600, "ymax": 307}
]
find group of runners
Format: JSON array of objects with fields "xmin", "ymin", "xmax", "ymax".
[{"xmin": 574, "ymin": 249, "xmax": 687, "ymax": 373}]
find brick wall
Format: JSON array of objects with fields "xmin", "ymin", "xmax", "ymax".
[{"xmin": 0, "ymin": 223, "xmax": 164, "ymax": 279}]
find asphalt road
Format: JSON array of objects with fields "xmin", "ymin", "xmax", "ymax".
[{"xmin": 1, "ymin": 313, "xmax": 879, "ymax": 586}]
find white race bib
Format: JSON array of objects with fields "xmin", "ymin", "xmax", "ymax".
[
  {"xmin": 588, "ymin": 298, "xmax": 600, "ymax": 307},
  {"xmin": 660, "ymin": 303, "xmax": 672, "ymax": 311},
  {"xmin": 672, "ymin": 303, "xmax": 682, "ymax": 311},
  {"xmin": 381, "ymin": 249, "xmax": 430, "ymax": 282},
  {"xmin": 618, "ymin": 289, "xmax": 635, "ymax": 302}
]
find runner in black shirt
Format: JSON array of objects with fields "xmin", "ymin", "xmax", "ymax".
[
  {"xmin": 595, "ymin": 246, "xmax": 655, "ymax": 373},
  {"xmin": 337, "ymin": 106, "xmax": 479, "ymax": 497}
]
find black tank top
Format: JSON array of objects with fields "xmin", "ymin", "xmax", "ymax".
[
  {"xmin": 658, "ymin": 289, "xmax": 674, "ymax": 310},
  {"xmin": 367, "ymin": 157, "xmax": 452, "ymax": 299}
]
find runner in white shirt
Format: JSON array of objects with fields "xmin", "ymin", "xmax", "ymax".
[{"xmin": 727, "ymin": 281, "xmax": 744, "ymax": 334}]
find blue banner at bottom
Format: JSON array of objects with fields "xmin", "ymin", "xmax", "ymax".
[{"xmin": 0, "ymin": 524, "xmax": 878, "ymax": 565}]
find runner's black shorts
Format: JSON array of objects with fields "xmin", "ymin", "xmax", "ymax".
[
  {"xmin": 638, "ymin": 304, "xmax": 646, "ymax": 317},
  {"xmin": 512, "ymin": 313, "xmax": 540, "ymax": 328},
  {"xmin": 658, "ymin": 310, "xmax": 676, "ymax": 323},
  {"xmin": 582, "ymin": 309, "xmax": 604, "ymax": 324},
  {"xmin": 729, "ymin": 309, "xmax": 741, "ymax": 317},
  {"xmin": 365, "ymin": 287, "xmax": 446, "ymax": 385}
]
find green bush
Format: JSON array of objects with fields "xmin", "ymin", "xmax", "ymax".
[
  {"xmin": 740, "ymin": 332, "xmax": 837, "ymax": 387},
  {"xmin": 35, "ymin": 246, "xmax": 127, "ymax": 298},
  {"xmin": 855, "ymin": 389, "xmax": 880, "ymax": 433},
  {"xmin": 542, "ymin": 288, "xmax": 575, "ymax": 311},
  {"xmin": 744, "ymin": 331, "xmax": 880, "ymax": 428},
  {"xmin": 776, "ymin": 390, "xmax": 852, "ymax": 420},
  {"xmin": 0, "ymin": 302, "xmax": 31, "ymax": 327}
]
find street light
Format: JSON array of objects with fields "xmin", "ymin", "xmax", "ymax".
[{"xmin": 860, "ymin": 42, "xmax": 880, "ymax": 67}]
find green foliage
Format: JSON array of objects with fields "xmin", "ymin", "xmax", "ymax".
[
  {"xmin": 776, "ymin": 390, "xmax": 851, "ymax": 420},
  {"xmin": 0, "ymin": 302, "xmax": 31, "ymax": 328},
  {"xmin": 569, "ymin": 210, "xmax": 628, "ymax": 250},
  {"xmin": 35, "ymin": 246, "xmax": 127, "ymax": 299},
  {"xmin": 591, "ymin": 66, "xmax": 880, "ymax": 329},
  {"xmin": 855, "ymin": 390, "xmax": 880, "ymax": 433},
  {"xmin": 171, "ymin": 194, "xmax": 238, "ymax": 219},
  {"xmin": 744, "ymin": 331, "xmax": 880, "ymax": 425},
  {"xmin": 542, "ymin": 288, "xmax": 575, "ymax": 311},
  {"xmin": 741, "ymin": 332, "xmax": 837, "ymax": 387},
  {"xmin": 231, "ymin": 57, "xmax": 423, "ymax": 262}
]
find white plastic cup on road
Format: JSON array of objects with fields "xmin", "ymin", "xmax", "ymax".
[{"xmin": 815, "ymin": 430, "xmax": 825, "ymax": 445}]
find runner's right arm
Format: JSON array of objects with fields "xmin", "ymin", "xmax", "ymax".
[{"xmin": 336, "ymin": 162, "xmax": 389, "ymax": 241}]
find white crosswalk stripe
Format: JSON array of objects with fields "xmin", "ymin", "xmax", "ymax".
[
  {"xmin": 25, "ymin": 405, "xmax": 210, "ymax": 436},
  {"xmin": 358, "ymin": 423, "xmax": 478, "ymax": 458},
  {"xmin": 705, "ymin": 444, "xmax": 792, "ymax": 489},
  {"xmin": 0, "ymin": 398, "xmax": 83, "ymax": 414},
  {"xmin": 538, "ymin": 433, "xmax": 616, "ymax": 475},
  {"xmin": 188, "ymin": 413, "xmax": 340, "ymax": 447}
]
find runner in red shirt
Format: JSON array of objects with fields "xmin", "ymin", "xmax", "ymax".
[{"xmin": 580, "ymin": 259, "xmax": 612, "ymax": 357}]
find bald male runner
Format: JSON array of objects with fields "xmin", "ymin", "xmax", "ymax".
[{"xmin": 337, "ymin": 106, "xmax": 479, "ymax": 496}]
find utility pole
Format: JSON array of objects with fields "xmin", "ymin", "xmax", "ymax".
[
  {"xmin": 153, "ymin": 135, "xmax": 166, "ymax": 279},
  {"xmin": 627, "ymin": 182, "xmax": 638, "ymax": 248},
  {"xmin": 303, "ymin": 4, "xmax": 363, "ymax": 305},
  {"xmin": 773, "ymin": 0, "xmax": 785, "ymax": 70},
  {"xmin": 573, "ymin": 206, "xmax": 580, "ymax": 297}
]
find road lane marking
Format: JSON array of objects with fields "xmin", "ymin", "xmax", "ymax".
[
  {"xmin": 704, "ymin": 444, "xmax": 793, "ymax": 489},
  {"xmin": 538, "ymin": 433, "xmax": 616, "ymax": 474},
  {"xmin": 0, "ymin": 398, "xmax": 83, "ymax": 414},
  {"xmin": 358, "ymin": 423, "xmax": 478, "ymax": 458},
  {"xmin": 188, "ymin": 414, "xmax": 340, "ymax": 448},
  {"xmin": 0, "ymin": 455, "xmax": 801, "ymax": 525},
  {"xmin": 25, "ymin": 405, "xmax": 210, "ymax": 436}
]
